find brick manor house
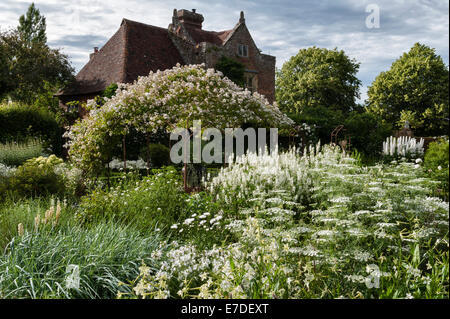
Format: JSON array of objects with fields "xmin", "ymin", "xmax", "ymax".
[{"xmin": 57, "ymin": 9, "xmax": 276, "ymax": 114}]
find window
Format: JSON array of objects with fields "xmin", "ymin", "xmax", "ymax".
[{"xmin": 238, "ymin": 44, "xmax": 248, "ymax": 57}]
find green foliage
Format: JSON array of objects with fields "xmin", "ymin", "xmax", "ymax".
[
  {"xmin": 171, "ymin": 191, "xmax": 229, "ymax": 248},
  {"xmin": 17, "ymin": 3, "xmax": 47, "ymax": 45},
  {"xmin": 141, "ymin": 143, "xmax": 170, "ymax": 167},
  {"xmin": 344, "ymin": 112, "xmax": 392, "ymax": 158},
  {"xmin": 424, "ymin": 139, "xmax": 449, "ymax": 200},
  {"xmin": 288, "ymin": 105, "xmax": 345, "ymax": 145},
  {"xmin": 425, "ymin": 139, "xmax": 449, "ymax": 169},
  {"xmin": 56, "ymin": 100, "xmax": 80, "ymax": 126},
  {"xmin": 77, "ymin": 167, "xmax": 187, "ymax": 232},
  {"xmin": 0, "ymin": 102, "xmax": 63, "ymax": 155},
  {"xmin": 0, "ymin": 44, "xmax": 11, "ymax": 99},
  {"xmin": 7, "ymin": 155, "xmax": 65, "ymax": 198},
  {"xmin": 276, "ymin": 47, "xmax": 361, "ymax": 113},
  {"xmin": 0, "ymin": 197, "xmax": 74, "ymax": 249},
  {"xmin": 32, "ymin": 81, "xmax": 77, "ymax": 126},
  {"xmin": 0, "ymin": 27, "xmax": 74, "ymax": 103},
  {"xmin": 102, "ymin": 83, "xmax": 119, "ymax": 99},
  {"xmin": 367, "ymin": 43, "xmax": 449, "ymax": 136},
  {"xmin": 289, "ymin": 107, "xmax": 391, "ymax": 158},
  {"xmin": 0, "ymin": 221, "xmax": 163, "ymax": 298},
  {"xmin": 215, "ymin": 56, "xmax": 245, "ymax": 87},
  {"xmin": 0, "ymin": 137, "xmax": 44, "ymax": 166}
]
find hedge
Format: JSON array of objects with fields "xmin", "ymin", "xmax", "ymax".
[{"xmin": 0, "ymin": 103, "xmax": 63, "ymax": 156}]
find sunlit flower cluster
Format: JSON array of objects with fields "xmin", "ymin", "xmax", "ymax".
[
  {"xmin": 383, "ymin": 136, "xmax": 424, "ymax": 159},
  {"xmin": 0, "ymin": 163, "xmax": 16, "ymax": 177}
]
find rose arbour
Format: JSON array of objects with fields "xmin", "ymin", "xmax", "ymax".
[{"xmin": 65, "ymin": 64, "xmax": 293, "ymax": 173}]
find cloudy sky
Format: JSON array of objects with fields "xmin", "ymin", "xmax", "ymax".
[{"xmin": 0, "ymin": 0, "xmax": 448, "ymax": 101}]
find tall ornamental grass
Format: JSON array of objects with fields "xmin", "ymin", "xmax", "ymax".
[
  {"xmin": 0, "ymin": 222, "xmax": 163, "ymax": 298},
  {"xmin": 0, "ymin": 197, "xmax": 75, "ymax": 249}
]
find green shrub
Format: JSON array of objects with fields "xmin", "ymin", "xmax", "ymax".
[
  {"xmin": 77, "ymin": 167, "xmax": 187, "ymax": 232},
  {"xmin": 288, "ymin": 106, "xmax": 345, "ymax": 145},
  {"xmin": 0, "ymin": 222, "xmax": 163, "ymax": 298},
  {"xmin": 140, "ymin": 143, "xmax": 170, "ymax": 167},
  {"xmin": 174, "ymin": 191, "xmax": 229, "ymax": 248},
  {"xmin": 424, "ymin": 139, "xmax": 449, "ymax": 200},
  {"xmin": 289, "ymin": 108, "xmax": 391, "ymax": 160},
  {"xmin": 54, "ymin": 162, "xmax": 85, "ymax": 199},
  {"xmin": 0, "ymin": 138, "xmax": 44, "ymax": 166},
  {"xmin": 0, "ymin": 102, "xmax": 63, "ymax": 156},
  {"xmin": 102, "ymin": 83, "xmax": 118, "ymax": 99},
  {"xmin": 8, "ymin": 155, "xmax": 65, "ymax": 197},
  {"xmin": 344, "ymin": 112, "xmax": 392, "ymax": 159},
  {"xmin": 425, "ymin": 139, "xmax": 449, "ymax": 169}
]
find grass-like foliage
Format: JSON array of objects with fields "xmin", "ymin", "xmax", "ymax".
[
  {"xmin": 0, "ymin": 197, "xmax": 74, "ymax": 249},
  {"xmin": 0, "ymin": 221, "xmax": 162, "ymax": 298}
]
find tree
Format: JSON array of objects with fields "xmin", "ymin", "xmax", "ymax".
[
  {"xmin": 17, "ymin": 3, "xmax": 47, "ymax": 45},
  {"xmin": 0, "ymin": 43, "xmax": 12, "ymax": 99},
  {"xmin": 276, "ymin": 47, "xmax": 361, "ymax": 114},
  {"xmin": 0, "ymin": 3, "xmax": 74, "ymax": 103},
  {"xmin": 367, "ymin": 43, "xmax": 449, "ymax": 136},
  {"xmin": 215, "ymin": 56, "xmax": 245, "ymax": 87}
]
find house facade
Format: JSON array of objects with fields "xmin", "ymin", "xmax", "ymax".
[{"xmin": 56, "ymin": 9, "xmax": 276, "ymax": 114}]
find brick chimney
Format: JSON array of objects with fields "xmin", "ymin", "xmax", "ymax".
[
  {"xmin": 89, "ymin": 47, "xmax": 99, "ymax": 60},
  {"xmin": 239, "ymin": 11, "xmax": 245, "ymax": 24},
  {"xmin": 176, "ymin": 9, "xmax": 204, "ymax": 29}
]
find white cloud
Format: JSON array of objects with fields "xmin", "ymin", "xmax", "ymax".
[{"xmin": 1, "ymin": 0, "xmax": 448, "ymax": 103}]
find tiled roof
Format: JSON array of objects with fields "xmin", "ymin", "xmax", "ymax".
[
  {"xmin": 58, "ymin": 19, "xmax": 184, "ymax": 96},
  {"xmin": 184, "ymin": 26, "xmax": 233, "ymax": 46}
]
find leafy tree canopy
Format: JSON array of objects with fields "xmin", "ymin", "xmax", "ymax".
[
  {"xmin": 367, "ymin": 43, "xmax": 449, "ymax": 136},
  {"xmin": 0, "ymin": 3, "xmax": 74, "ymax": 103},
  {"xmin": 17, "ymin": 2, "xmax": 47, "ymax": 45},
  {"xmin": 276, "ymin": 46, "xmax": 361, "ymax": 114}
]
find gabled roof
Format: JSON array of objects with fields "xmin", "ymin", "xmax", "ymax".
[
  {"xmin": 183, "ymin": 26, "xmax": 233, "ymax": 46},
  {"xmin": 58, "ymin": 13, "xmax": 253, "ymax": 98},
  {"xmin": 58, "ymin": 19, "xmax": 183, "ymax": 96}
]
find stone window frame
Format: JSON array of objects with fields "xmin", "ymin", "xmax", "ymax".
[{"xmin": 238, "ymin": 44, "xmax": 248, "ymax": 57}]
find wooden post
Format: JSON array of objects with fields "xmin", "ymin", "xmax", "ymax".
[
  {"xmin": 122, "ymin": 135, "xmax": 127, "ymax": 172},
  {"xmin": 107, "ymin": 161, "xmax": 111, "ymax": 189},
  {"xmin": 183, "ymin": 126, "xmax": 188, "ymax": 192},
  {"xmin": 146, "ymin": 133, "xmax": 150, "ymax": 174}
]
